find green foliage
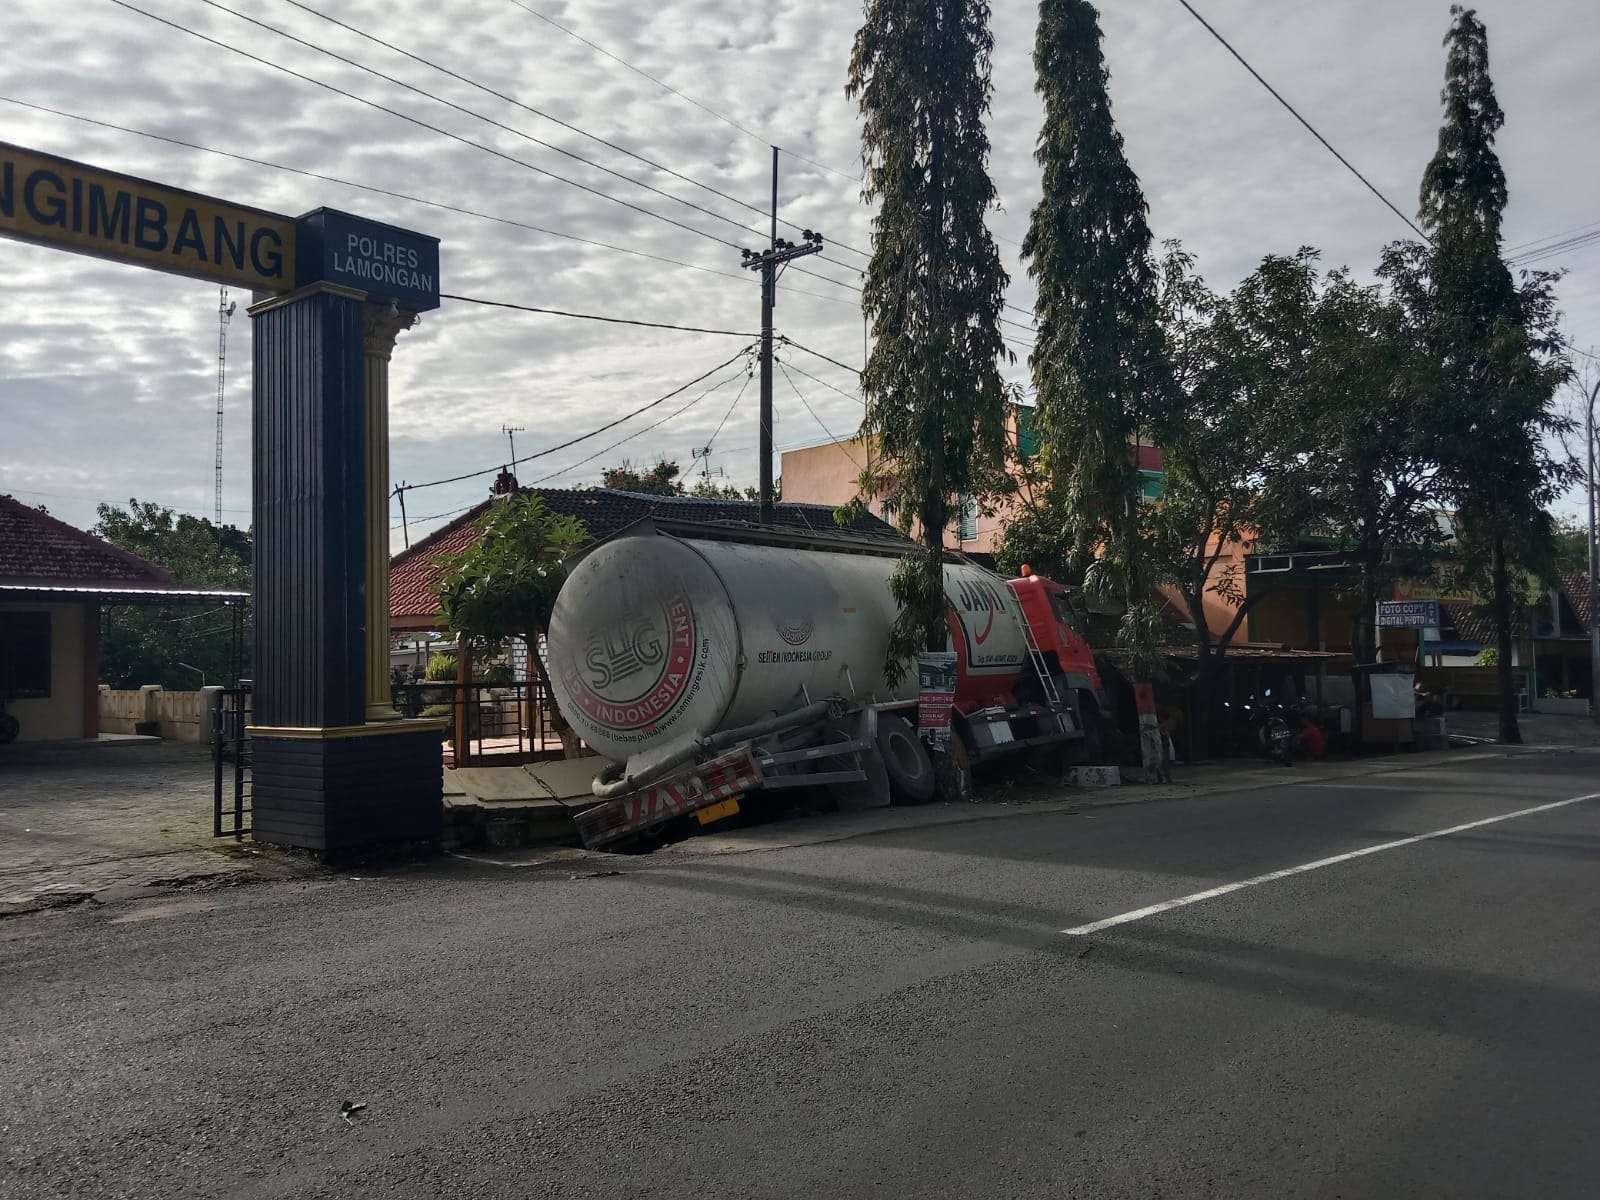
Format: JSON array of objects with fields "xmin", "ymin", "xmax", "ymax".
[
  {"xmin": 437, "ymin": 492, "xmax": 589, "ymax": 748},
  {"xmin": 1419, "ymin": 6, "xmax": 1573, "ymax": 740},
  {"xmin": 849, "ymin": 0, "xmax": 1010, "ymax": 653},
  {"xmin": 1238, "ymin": 246, "xmax": 1451, "ymax": 661},
  {"xmin": 603, "ymin": 459, "xmax": 684, "ymax": 496},
  {"xmin": 883, "ymin": 550, "xmax": 944, "ymax": 687},
  {"xmin": 1020, "ymin": 0, "xmax": 1173, "ymax": 673},
  {"xmin": 437, "ymin": 493, "xmax": 587, "ymax": 649},
  {"xmin": 93, "ymin": 500, "xmax": 251, "ymax": 689},
  {"xmin": 1475, "ymin": 645, "xmax": 1498, "ymax": 667},
  {"xmin": 689, "ymin": 477, "xmax": 759, "ymax": 501},
  {"xmin": 424, "ymin": 652, "xmax": 458, "ymax": 682},
  {"xmin": 1550, "ymin": 516, "xmax": 1589, "ymax": 579}
]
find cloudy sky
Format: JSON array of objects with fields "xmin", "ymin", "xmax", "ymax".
[{"xmin": 3, "ymin": 0, "xmax": 1598, "ymax": 550}]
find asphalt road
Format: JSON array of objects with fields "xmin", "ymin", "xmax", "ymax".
[{"xmin": 3, "ymin": 750, "xmax": 1599, "ymax": 1199}]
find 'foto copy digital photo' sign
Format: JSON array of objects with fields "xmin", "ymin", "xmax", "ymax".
[{"xmin": 295, "ymin": 208, "xmax": 440, "ymax": 311}]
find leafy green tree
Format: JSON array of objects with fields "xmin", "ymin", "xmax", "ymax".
[
  {"xmin": 1022, "ymin": 0, "xmax": 1173, "ymax": 679},
  {"xmin": 437, "ymin": 493, "xmax": 589, "ymax": 755},
  {"xmin": 602, "ymin": 459, "xmax": 684, "ymax": 496},
  {"xmin": 848, "ymin": 0, "xmax": 1010, "ymax": 673},
  {"xmin": 94, "ymin": 501, "xmax": 251, "ymax": 689},
  {"xmin": 1255, "ymin": 246, "xmax": 1451, "ymax": 664},
  {"xmin": 1419, "ymin": 6, "xmax": 1573, "ymax": 742},
  {"xmin": 1139, "ymin": 245, "xmax": 1292, "ymax": 755},
  {"xmin": 689, "ymin": 477, "xmax": 760, "ymax": 501}
]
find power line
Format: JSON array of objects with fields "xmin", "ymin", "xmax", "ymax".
[
  {"xmin": 275, "ymin": 0, "xmax": 779, "ymax": 228},
  {"xmin": 189, "ymin": 0, "xmax": 766, "ymax": 248},
  {"xmin": 499, "ymin": 0, "xmax": 1031, "ymax": 260},
  {"xmin": 1174, "ymin": 0, "xmax": 1429, "ymax": 243},
  {"xmin": 531, "ymin": 365, "xmax": 752, "ymax": 487},
  {"xmin": 1504, "ymin": 218, "xmax": 1600, "ymax": 256},
  {"xmin": 395, "ymin": 347, "xmax": 756, "ymax": 495},
  {"xmin": 1508, "ymin": 230, "xmax": 1600, "ymax": 269},
  {"xmin": 777, "ymin": 355, "xmax": 865, "ymax": 406},
  {"xmin": 778, "ymin": 336, "xmax": 861, "ymax": 376},
  {"xmin": 4, "ymin": 93, "xmax": 755, "ymax": 287},
  {"xmin": 109, "ymin": 0, "xmax": 748, "ymax": 253},
  {"xmin": 503, "ymin": 0, "xmax": 863, "ymax": 187},
  {"xmin": 440, "ymin": 293, "xmax": 757, "ymax": 337},
  {"xmin": 709, "ymin": 372, "xmax": 754, "ymax": 445},
  {"xmin": 777, "ymin": 360, "xmax": 861, "ymax": 469}
]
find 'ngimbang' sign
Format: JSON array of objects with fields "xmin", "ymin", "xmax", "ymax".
[{"xmin": 0, "ymin": 141, "xmax": 295, "ymax": 292}]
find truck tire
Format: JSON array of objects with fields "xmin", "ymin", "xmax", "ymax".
[{"xmin": 876, "ymin": 714, "xmax": 935, "ymax": 804}]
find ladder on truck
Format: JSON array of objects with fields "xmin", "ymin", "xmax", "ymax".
[{"xmin": 1019, "ymin": 616, "xmax": 1061, "ymax": 709}]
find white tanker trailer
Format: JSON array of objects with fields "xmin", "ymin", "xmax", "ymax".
[{"xmin": 547, "ymin": 519, "xmax": 1108, "ymax": 848}]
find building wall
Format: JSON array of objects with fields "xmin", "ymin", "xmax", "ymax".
[{"xmin": 2, "ymin": 600, "xmax": 88, "ymax": 741}]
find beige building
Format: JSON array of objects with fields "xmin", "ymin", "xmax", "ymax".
[{"xmin": 0, "ymin": 497, "xmax": 245, "ymax": 743}]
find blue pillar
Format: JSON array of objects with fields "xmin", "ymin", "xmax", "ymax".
[{"xmin": 246, "ymin": 282, "xmax": 442, "ymax": 853}]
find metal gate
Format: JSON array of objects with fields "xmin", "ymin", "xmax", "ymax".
[{"xmin": 211, "ymin": 683, "xmax": 252, "ymax": 839}]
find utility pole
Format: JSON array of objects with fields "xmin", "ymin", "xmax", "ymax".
[
  {"xmin": 397, "ymin": 482, "xmax": 411, "ymax": 550},
  {"xmin": 741, "ymin": 147, "xmax": 822, "ymax": 523},
  {"xmin": 213, "ymin": 287, "xmax": 236, "ymax": 526},
  {"xmin": 1588, "ymin": 375, "xmax": 1600, "ymax": 723}
]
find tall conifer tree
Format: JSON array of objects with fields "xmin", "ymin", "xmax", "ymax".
[
  {"xmin": 1023, "ymin": 0, "xmax": 1172, "ymax": 674},
  {"xmin": 848, "ymin": 0, "xmax": 1010, "ymax": 668},
  {"xmin": 1420, "ymin": 6, "xmax": 1570, "ymax": 743}
]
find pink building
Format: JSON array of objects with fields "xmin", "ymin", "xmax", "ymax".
[
  {"xmin": 780, "ymin": 407, "xmax": 1165, "ymax": 557},
  {"xmin": 779, "ymin": 417, "xmax": 1254, "ymax": 642}
]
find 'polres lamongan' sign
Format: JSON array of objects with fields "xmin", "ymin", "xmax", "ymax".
[
  {"xmin": 0, "ymin": 141, "xmax": 295, "ymax": 292},
  {"xmin": 297, "ymin": 208, "xmax": 440, "ymax": 312}
]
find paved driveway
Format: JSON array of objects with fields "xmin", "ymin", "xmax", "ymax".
[{"xmin": 0, "ymin": 742, "xmax": 302, "ymax": 913}]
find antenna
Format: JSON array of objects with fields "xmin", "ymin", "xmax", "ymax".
[
  {"xmin": 690, "ymin": 444, "xmax": 725, "ymax": 483},
  {"xmin": 213, "ymin": 287, "xmax": 237, "ymax": 526},
  {"xmin": 501, "ymin": 424, "xmax": 526, "ymax": 465}
]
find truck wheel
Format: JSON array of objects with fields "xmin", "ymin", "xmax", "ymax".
[{"xmin": 876, "ymin": 714, "xmax": 935, "ymax": 804}]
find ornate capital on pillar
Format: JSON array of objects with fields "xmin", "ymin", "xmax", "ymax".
[{"xmin": 362, "ymin": 307, "xmax": 418, "ymax": 361}]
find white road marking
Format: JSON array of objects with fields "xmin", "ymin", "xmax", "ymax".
[{"xmin": 1060, "ymin": 791, "xmax": 1600, "ymax": 936}]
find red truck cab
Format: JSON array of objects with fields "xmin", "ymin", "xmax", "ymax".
[{"xmin": 1007, "ymin": 572, "xmax": 1104, "ymax": 699}]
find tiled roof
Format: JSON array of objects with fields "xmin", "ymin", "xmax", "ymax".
[
  {"xmin": 0, "ymin": 496, "xmax": 171, "ymax": 588},
  {"xmin": 1560, "ymin": 572, "xmax": 1594, "ymax": 634},
  {"xmin": 390, "ymin": 487, "xmax": 909, "ymax": 622},
  {"xmin": 1441, "ymin": 598, "xmax": 1529, "ymax": 645}
]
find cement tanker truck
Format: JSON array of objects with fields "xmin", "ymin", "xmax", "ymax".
[{"xmin": 546, "ymin": 519, "xmax": 1108, "ymax": 848}]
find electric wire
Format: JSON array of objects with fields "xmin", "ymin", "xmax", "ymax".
[
  {"xmin": 108, "ymin": 0, "xmax": 748, "ymax": 253},
  {"xmin": 500, "ymin": 0, "xmax": 1030, "ymax": 256},
  {"xmin": 1, "ymin": 97, "xmax": 865, "ymax": 312},
  {"xmin": 1174, "ymin": 0, "xmax": 1429, "ymax": 243},
  {"xmin": 778, "ymin": 336, "xmax": 862, "ymax": 376},
  {"xmin": 776, "ymin": 354, "xmax": 865, "ymax": 405},
  {"xmin": 502, "ymin": 0, "xmax": 862, "ymax": 187},
  {"xmin": 439, "ymin": 293, "xmax": 757, "ymax": 337},
  {"xmin": 275, "ymin": 0, "xmax": 782, "ymax": 229},
  {"xmin": 188, "ymin": 0, "xmax": 767, "ymax": 248},
  {"xmin": 0, "ymin": 96, "xmax": 755, "ymax": 287},
  {"xmin": 394, "ymin": 346, "xmax": 755, "ymax": 495},
  {"xmin": 530, "ymin": 364, "xmax": 751, "ymax": 487},
  {"xmin": 777, "ymin": 360, "xmax": 861, "ymax": 469}
]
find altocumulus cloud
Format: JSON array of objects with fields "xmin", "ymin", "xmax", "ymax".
[{"xmin": 1, "ymin": 0, "xmax": 1595, "ymax": 544}]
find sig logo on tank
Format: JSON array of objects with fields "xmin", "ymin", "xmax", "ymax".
[{"xmin": 560, "ymin": 592, "xmax": 699, "ymax": 732}]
